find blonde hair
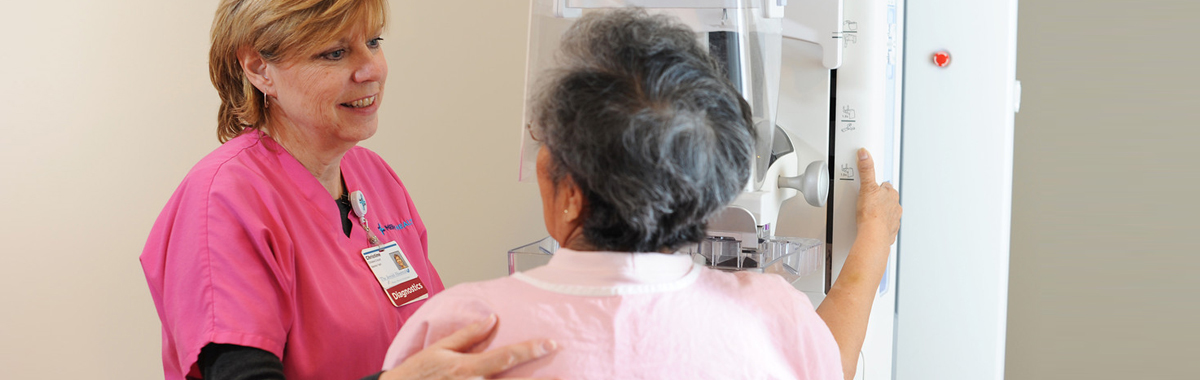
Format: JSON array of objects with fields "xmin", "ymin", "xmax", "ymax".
[{"xmin": 209, "ymin": 0, "xmax": 388, "ymax": 143}]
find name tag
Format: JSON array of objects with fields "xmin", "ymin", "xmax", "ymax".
[{"xmin": 360, "ymin": 241, "xmax": 429, "ymax": 307}]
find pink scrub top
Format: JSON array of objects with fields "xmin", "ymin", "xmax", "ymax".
[
  {"xmin": 383, "ymin": 248, "xmax": 842, "ymax": 380},
  {"xmin": 141, "ymin": 130, "xmax": 444, "ymax": 380}
]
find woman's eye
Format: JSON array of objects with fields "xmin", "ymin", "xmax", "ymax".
[
  {"xmin": 367, "ymin": 37, "xmax": 383, "ymax": 49},
  {"xmin": 322, "ymin": 49, "xmax": 345, "ymax": 60}
]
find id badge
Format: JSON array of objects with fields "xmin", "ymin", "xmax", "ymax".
[{"xmin": 360, "ymin": 241, "xmax": 429, "ymax": 307}]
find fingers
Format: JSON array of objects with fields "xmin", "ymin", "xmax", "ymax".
[
  {"xmin": 429, "ymin": 314, "xmax": 499, "ymax": 351},
  {"xmin": 467, "ymin": 339, "xmax": 559, "ymax": 376},
  {"xmin": 882, "ymin": 182, "xmax": 901, "ymax": 197},
  {"xmin": 420, "ymin": 315, "xmax": 558, "ymax": 378},
  {"xmin": 857, "ymin": 148, "xmax": 877, "ymax": 192}
]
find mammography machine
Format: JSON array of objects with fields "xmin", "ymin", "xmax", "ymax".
[{"xmin": 510, "ymin": 1, "xmax": 1019, "ymax": 378}]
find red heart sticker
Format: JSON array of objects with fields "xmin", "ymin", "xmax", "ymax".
[{"xmin": 933, "ymin": 51, "xmax": 951, "ymax": 67}]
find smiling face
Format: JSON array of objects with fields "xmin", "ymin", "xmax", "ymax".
[{"xmin": 265, "ymin": 29, "xmax": 387, "ymax": 149}]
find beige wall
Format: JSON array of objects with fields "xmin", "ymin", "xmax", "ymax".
[
  {"xmin": 1, "ymin": 2, "xmax": 220, "ymax": 378},
  {"xmin": 1007, "ymin": 1, "xmax": 1200, "ymax": 378},
  {"xmin": 1, "ymin": 1, "xmax": 1195, "ymax": 379}
]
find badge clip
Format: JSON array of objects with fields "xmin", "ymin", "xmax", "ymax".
[{"xmin": 349, "ymin": 190, "xmax": 382, "ymax": 248}]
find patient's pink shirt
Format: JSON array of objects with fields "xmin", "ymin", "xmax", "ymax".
[{"xmin": 383, "ymin": 248, "xmax": 842, "ymax": 379}]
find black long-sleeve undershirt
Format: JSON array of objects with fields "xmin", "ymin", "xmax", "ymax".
[{"xmin": 197, "ymin": 343, "xmax": 384, "ymax": 380}]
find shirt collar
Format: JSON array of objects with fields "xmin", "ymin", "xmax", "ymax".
[{"xmin": 519, "ymin": 248, "xmax": 696, "ymax": 288}]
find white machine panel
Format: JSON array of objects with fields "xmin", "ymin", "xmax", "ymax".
[
  {"xmin": 778, "ymin": 0, "xmax": 904, "ymax": 378},
  {"xmin": 893, "ymin": 1, "xmax": 1017, "ymax": 379},
  {"xmin": 831, "ymin": 1, "xmax": 902, "ymax": 378}
]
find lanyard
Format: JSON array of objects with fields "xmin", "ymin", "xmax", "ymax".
[{"xmin": 349, "ymin": 190, "xmax": 382, "ymax": 248}]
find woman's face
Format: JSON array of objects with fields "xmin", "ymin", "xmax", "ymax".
[{"xmin": 266, "ymin": 29, "xmax": 387, "ymax": 147}]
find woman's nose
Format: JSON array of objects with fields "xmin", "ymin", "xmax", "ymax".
[{"xmin": 353, "ymin": 50, "xmax": 386, "ymax": 83}]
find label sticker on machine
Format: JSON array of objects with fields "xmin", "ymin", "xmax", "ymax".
[{"xmin": 360, "ymin": 241, "xmax": 428, "ymax": 307}]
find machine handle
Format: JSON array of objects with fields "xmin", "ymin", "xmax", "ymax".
[{"xmin": 779, "ymin": 160, "xmax": 829, "ymax": 207}]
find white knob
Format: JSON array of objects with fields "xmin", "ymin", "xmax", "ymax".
[{"xmin": 779, "ymin": 161, "xmax": 828, "ymax": 207}]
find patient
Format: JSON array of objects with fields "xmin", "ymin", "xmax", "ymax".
[{"xmin": 384, "ymin": 9, "xmax": 897, "ymax": 379}]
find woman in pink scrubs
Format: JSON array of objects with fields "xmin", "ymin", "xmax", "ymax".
[
  {"xmin": 383, "ymin": 9, "xmax": 902, "ymax": 380},
  {"xmin": 140, "ymin": 1, "xmax": 555, "ymax": 379}
]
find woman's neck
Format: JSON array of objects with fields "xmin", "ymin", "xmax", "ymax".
[
  {"xmin": 264, "ymin": 124, "xmax": 352, "ymax": 199},
  {"xmin": 559, "ymin": 229, "xmax": 595, "ymax": 252}
]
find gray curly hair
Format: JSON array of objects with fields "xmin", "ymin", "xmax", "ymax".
[{"xmin": 531, "ymin": 8, "xmax": 755, "ymax": 253}]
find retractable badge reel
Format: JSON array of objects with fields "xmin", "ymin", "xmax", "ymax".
[
  {"xmin": 350, "ymin": 191, "xmax": 380, "ymax": 246},
  {"xmin": 349, "ymin": 190, "xmax": 429, "ymax": 307}
]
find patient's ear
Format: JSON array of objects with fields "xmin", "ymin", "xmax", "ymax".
[
  {"xmin": 561, "ymin": 175, "xmax": 585, "ymax": 226},
  {"xmin": 549, "ymin": 174, "xmax": 591, "ymax": 250}
]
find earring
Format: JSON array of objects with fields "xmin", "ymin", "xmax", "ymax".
[
  {"xmin": 563, "ymin": 209, "xmax": 568, "ymax": 214},
  {"xmin": 264, "ymin": 92, "xmax": 269, "ymax": 109}
]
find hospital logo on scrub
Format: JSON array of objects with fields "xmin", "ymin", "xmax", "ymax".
[{"xmin": 377, "ymin": 219, "xmax": 414, "ymax": 235}]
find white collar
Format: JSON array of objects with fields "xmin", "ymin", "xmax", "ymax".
[{"xmin": 513, "ymin": 248, "xmax": 701, "ymax": 296}]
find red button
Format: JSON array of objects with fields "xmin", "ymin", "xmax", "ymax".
[{"xmin": 933, "ymin": 51, "xmax": 951, "ymax": 67}]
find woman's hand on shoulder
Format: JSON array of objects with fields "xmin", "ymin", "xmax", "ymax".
[
  {"xmin": 380, "ymin": 315, "xmax": 559, "ymax": 380},
  {"xmin": 855, "ymin": 148, "xmax": 902, "ymax": 245}
]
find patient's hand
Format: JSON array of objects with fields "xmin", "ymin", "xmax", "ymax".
[
  {"xmin": 855, "ymin": 148, "xmax": 902, "ymax": 246},
  {"xmin": 380, "ymin": 314, "xmax": 559, "ymax": 380}
]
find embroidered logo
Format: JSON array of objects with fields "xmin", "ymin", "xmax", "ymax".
[{"xmin": 377, "ymin": 219, "xmax": 414, "ymax": 235}]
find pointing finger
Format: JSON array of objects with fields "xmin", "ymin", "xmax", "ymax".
[{"xmin": 857, "ymin": 148, "xmax": 878, "ymax": 193}]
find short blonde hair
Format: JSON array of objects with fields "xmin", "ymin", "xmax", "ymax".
[{"xmin": 209, "ymin": 0, "xmax": 388, "ymax": 142}]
